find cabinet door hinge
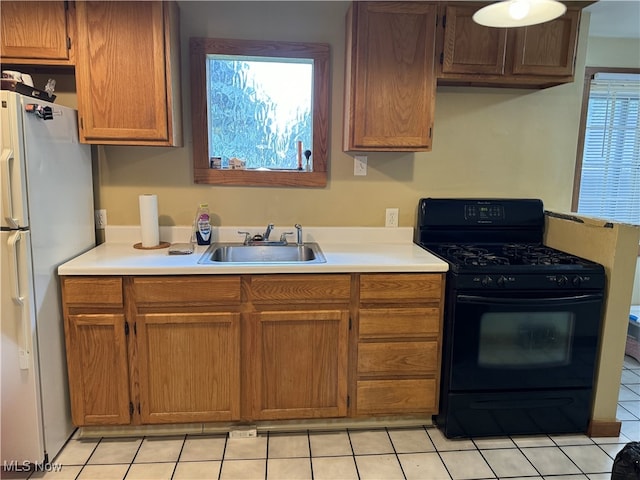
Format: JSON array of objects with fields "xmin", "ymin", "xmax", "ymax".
[
  {"xmin": 133, "ymin": 322, "xmax": 137, "ymax": 336},
  {"xmin": 67, "ymin": 37, "xmax": 71, "ymax": 51},
  {"xmin": 347, "ymin": 395, "xmax": 350, "ymax": 408},
  {"xmin": 129, "ymin": 402, "xmax": 134, "ymax": 416},
  {"xmin": 440, "ymin": 52, "xmax": 444, "ymax": 65},
  {"xmin": 349, "ymin": 317, "xmax": 352, "ymax": 330},
  {"xmin": 429, "ymin": 127, "xmax": 433, "ymax": 139},
  {"xmin": 125, "ymin": 321, "xmax": 129, "ymax": 336},
  {"xmin": 137, "ymin": 403, "xmax": 141, "ymax": 414},
  {"xmin": 442, "ymin": 15, "xmax": 447, "ymax": 28}
]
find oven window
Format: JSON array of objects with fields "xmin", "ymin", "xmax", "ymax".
[{"xmin": 477, "ymin": 312, "xmax": 574, "ymax": 368}]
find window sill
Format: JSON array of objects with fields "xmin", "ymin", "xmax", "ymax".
[{"xmin": 193, "ymin": 168, "xmax": 327, "ymax": 188}]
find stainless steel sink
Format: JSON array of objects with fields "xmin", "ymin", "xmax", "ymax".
[{"xmin": 198, "ymin": 242, "xmax": 326, "ymax": 264}]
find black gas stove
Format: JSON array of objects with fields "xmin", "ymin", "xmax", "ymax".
[
  {"xmin": 415, "ymin": 198, "xmax": 605, "ymax": 291},
  {"xmin": 414, "ymin": 198, "xmax": 605, "ymax": 438}
]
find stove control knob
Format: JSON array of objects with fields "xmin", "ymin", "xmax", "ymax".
[
  {"xmin": 496, "ymin": 276, "xmax": 507, "ymax": 287},
  {"xmin": 481, "ymin": 276, "xmax": 493, "ymax": 287},
  {"xmin": 557, "ymin": 275, "xmax": 568, "ymax": 287},
  {"xmin": 572, "ymin": 275, "xmax": 583, "ymax": 287}
]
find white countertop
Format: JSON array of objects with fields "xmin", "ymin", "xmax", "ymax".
[{"xmin": 58, "ymin": 226, "xmax": 448, "ymax": 275}]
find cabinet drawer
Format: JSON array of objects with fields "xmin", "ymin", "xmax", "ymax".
[
  {"xmin": 133, "ymin": 276, "xmax": 241, "ymax": 305},
  {"xmin": 251, "ymin": 275, "xmax": 350, "ymax": 303},
  {"xmin": 358, "ymin": 341, "xmax": 437, "ymax": 375},
  {"xmin": 360, "ymin": 274, "xmax": 443, "ymax": 303},
  {"xmin": 63, "ymin": 277, "xmax": 123, "ymax": 307},
  {"xmin": 356, "ymin": 379, "xmax": 436, "ymax": 415},
  {"xmin": 359, "ymin": 307, "xmax": 440, "ymax": 339}
]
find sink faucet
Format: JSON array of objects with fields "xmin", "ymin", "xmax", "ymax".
[
  {"xmin": 295, "ymin": 223, "xmax": 303, "ymax": 245},
  {"xmin": 263, "ymin": 223, "xmax": 275, "ymax": 241}
]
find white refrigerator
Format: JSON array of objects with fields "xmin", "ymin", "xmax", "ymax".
[{"xmin": 0, "ymin": 91, "xmax": 95, "ymax": 465}]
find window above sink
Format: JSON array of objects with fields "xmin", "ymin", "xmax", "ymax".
[{"xmin": 190, "ymin": 37, "xmax": 330, "ymax": 188}]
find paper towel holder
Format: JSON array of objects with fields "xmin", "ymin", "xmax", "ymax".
[{"xmin": 133, "ymin": 241, "xmax": 171, "ymax": 250}]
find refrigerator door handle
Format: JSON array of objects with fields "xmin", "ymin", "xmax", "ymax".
[
  {"xmin": 7, "ymin": 231, "xmax": 30, "ymax": 370},
  {"xmin": 1, "ymin": 148, "xmax": 20, "ymax": 229}
]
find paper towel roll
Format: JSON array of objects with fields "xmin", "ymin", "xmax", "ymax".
[{"xmin": 139, "ymin": 194, "xmax": 159, "ymax": 247}]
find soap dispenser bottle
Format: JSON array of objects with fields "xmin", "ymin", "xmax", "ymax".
[{"xmin": 194, "ymin": 203, "xmax": 211, "ymax": 245}]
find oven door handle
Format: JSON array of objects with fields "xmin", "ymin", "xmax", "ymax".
[{"xmin": 457, "ymin": 294, "xmax": 602, "ymax": 306}]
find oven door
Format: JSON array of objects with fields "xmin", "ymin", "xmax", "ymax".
[{"xmin": 448, "ymin": 291, "xmax": 603, "ymax": 392}]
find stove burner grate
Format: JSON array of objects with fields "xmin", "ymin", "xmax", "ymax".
[{"xmin": 432, "ymin": 242, "xmax": 594, "ymax": 268}]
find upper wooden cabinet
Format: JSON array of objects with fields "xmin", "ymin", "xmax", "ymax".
[
  {"xmin": 0, "ymin": 1, "xmax": 75, "ymax": 65},
  {"xmin": 437, "ymin": 2, "xmax": 582, "ymax": 88},
  {"xmin": 343, "ymin": 1, "xmax": 438, "ymax": 152},
  {"xmin": 74, "ymin": 1, "xmax": 182, "ymax": 146}
]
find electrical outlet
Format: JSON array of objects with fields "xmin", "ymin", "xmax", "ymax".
[
  {"xmin": 95, "ymin": 209, "xmax": 107, "ymax": 229},
  {"xmin": 229, "ymin": 427, "xmax": 257, "ymax": 438},
  {"xmin": 385, "ymin": 208, "xmax": 399, "ymax": 227},
  {"xmin": 354, "ymin": 155, "xmax": 367, "ymax": 176}
]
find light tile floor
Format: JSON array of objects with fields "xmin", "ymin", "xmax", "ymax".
[{"xmin": 16, "ymin": 356, "xmax": 640, "ymax": 480}]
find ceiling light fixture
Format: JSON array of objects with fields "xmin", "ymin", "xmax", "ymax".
[{"xmin": 472, "ymin": 0, "xmax": 567, "ymax": 28}]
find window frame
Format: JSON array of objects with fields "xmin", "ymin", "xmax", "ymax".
[
  {"xmin": 190, "ymin": 37, "xmax": 330, "ymax": 188},
  {"xmin": 572, "ymin": 67, "xmax": 640, "ymax": 212}
]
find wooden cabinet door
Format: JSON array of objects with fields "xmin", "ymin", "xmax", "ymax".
[
  {"xmin": 136, "ymin": 312, "xmax": 241, "ymax": 423},
  {"xmin": 250, "ymin": 309, "xmax": 349, "ymax": 420},
  {"xmin": 511, "ymin": 8, "xmax": 580, "ymax": 77},
  {"xmin": 344, "ymin": 1, "xmax": 437, "ymax": 152},
  {"xmin": 74, "ymin": 1, "xmax": 181, "ymax": 145},
  {"xmin": 440, "ymin": 4, "xmax": 507, "ymax": 75},
  {"xmin": 65, "ymin": 314, "xmax": 131, "ymax": 426},
  {"xmin": 0, "ymin": 1, "xmax": 73, "ymax": 64}
]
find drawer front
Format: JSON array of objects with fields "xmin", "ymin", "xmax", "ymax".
[
  {"xmin": 356, "ymin": 379, "xmax": 436, "ymax": 415},
  {"xmin": 251, "ymin": 274, "xmax": 351, "ymax": 303},
  {"xmin": 360, "ymin": 273, "xmax": 443, "ymax": 303},
  {"xmin": 63, "ymin": 277, "xmax": 123, "ymax": 307},
  {"xmin": 359, "ymin": 307, "xmax": 440, "ymax": 339},
  {"xmin": 133, "ymin": 276, "xmax": 241, "ymax": 305},
  {"xmin": 358, "ymin": 341, "xmax": 437, "ymax": 375}
]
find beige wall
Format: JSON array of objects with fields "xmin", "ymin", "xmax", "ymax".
[
  {"xmin": 586, "ymin": 36, "xmax": 640, "ymax": 68},
  {"xmin": 92, "ymin": 1, "xmax": 601, "ymax": 229}
]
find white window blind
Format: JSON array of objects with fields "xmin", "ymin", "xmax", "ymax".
[{"xmin": 577, "ymin": 72, "xmax": 640, "ymax": 225}]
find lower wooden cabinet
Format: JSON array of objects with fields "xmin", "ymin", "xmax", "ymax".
[
  {"xmin": 354, "ymin": 273, "xmax": 445, "ymax": 417},
  {"xmin": 62, "ymin": 277, "xmax": 130, "ymax": 426},
  {"xmin": 65, "ymin": 313, "xmax": 131, "ymax": 425},
  {"xmin": 136, "ymin": 312, "xmax": 240, "ymax": 423},
  {"xmin": 61, "ymin": 272, "xmax": 444, "ymax": 426},
  {"xmin": 247, "ymin": 274, "xmax": 351, "ymax": 420},
  {"xmin": 356, "ymin": 378, "xmax": 437, "ymax": 415},
  {"xmin": 250, "ymin": 309, "xmax": 349, "ymax": 420}
]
